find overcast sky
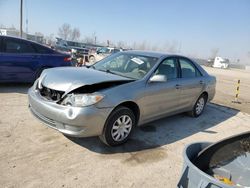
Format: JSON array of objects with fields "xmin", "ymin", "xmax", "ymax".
[{"xmin": 1, "ymin": 0, "xmax": 250, "ymax": 63}]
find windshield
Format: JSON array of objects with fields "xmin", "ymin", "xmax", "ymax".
[{"xmin": 93, "ymin": 53, "xmax": 159, "ymax": 79}]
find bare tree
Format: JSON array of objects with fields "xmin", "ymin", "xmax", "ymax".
[
  {"xmin": 247, "ymin": 51, "xmax": 250, "ymax": 58},
  {"xmin": 162, "ymin": 41, "xmax": 178, "ymax": 53},
  {"xmin": 138, "ymin": 41, "xmax": 148, "ymax": 50},
  {"xmin": 117, "ymin": 40, "xmax": 125, "ymax": 48},
  {"xmin": 83, "ymin": 36, "xmax": 94, "ymax": 44},
  {"xmin": 10, "ymin": 24, "xmax": 16, "ymax": 29},
  {"xmin": 35, "ymin": 32, "xmax": 43, "ymax": 36},
  {"xmin": 92, "ymin": 32, "xmax": 97, "ymax": 44},
  {"xmin": 45, "ymin": 34, "xmax": 55, "ymax": 46},
  {"xmin": 58, "ymin": 23, "xmax": 72, "ymax": 40},
  {"xmin": 70, "ymin": 28, "xmax": 81, "ymax": 41},
  {"xmin": 151, "ymin": 44, "xmax": 160, "ymax": 51},
  {"xmin": 210, "ymin": 48, "xmax": 219, "ymax": 58},
  {"xmin": 131, "ymin": 42, "xmax": 137, "ymax": 50},
  {"xmin": 83, "ymin": 32, "xmax": 97, "ymax": 44}
]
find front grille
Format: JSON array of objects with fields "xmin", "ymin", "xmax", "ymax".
[{"xmin": 39, "ymin": 85, "xmax": 64, "ymax": 101}]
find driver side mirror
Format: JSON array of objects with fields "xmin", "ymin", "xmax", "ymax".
[{"xmin": 149, "ymin": 74, "xmax": 167, "ymax": 83}]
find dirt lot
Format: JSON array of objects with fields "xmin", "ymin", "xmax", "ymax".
[
  {"xmin": 203, "ymin": 66, "xmax": 250, "ymax": 114},
  {"xmin": 0, "ymin": 67, "xmax": 250, "ymax": 188}
]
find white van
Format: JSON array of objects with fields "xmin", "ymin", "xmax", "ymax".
[{"xmin": 212, "ymin": 57, "xmax": 229, "ymax": 69}]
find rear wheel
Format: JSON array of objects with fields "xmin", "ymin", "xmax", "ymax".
[
  {"xmin": 188, "ymin": 94, "xmax": 207, "ymax": 117},
  {"xmin": 99, "ymin": 106, "xmax": 135, "ymax": 146}
]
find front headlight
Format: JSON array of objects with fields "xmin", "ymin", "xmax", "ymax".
[{"xmin": 62, "ymin": 93, "xmax": 104, "ymax": 107}]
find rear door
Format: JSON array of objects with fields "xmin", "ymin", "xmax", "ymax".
[
  {"xmin": 178, "ymin": 58, "xmax": 204, "ymax": 109},
  {"xmin": 0, "ymin": 37, "xmax": 39, "ymax": 82}
]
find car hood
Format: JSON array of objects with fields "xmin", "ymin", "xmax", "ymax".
[{"xmin": 39, "ymin": 67, "xmax": 133, "ymax": 93}]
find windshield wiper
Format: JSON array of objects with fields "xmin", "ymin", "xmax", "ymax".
[
  {"xmin": 106, "ymin": 69, "xmax": 114, "ymax": 74},
  {"xmin": 95, "ymin": 68, "xmax": 135, "ymax": 79}
]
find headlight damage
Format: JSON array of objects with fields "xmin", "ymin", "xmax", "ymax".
[{"xmin": 61, "ymin": 93, "xmax": 104, "ymax": 107}]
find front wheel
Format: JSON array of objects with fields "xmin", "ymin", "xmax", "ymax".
[
  {"xmin": 188, "ymin": 94, "xmax": 207, "ymax": 117},
  {"xmin": 99, "ymin": 106, "xmax": 135, "ymax": 146}
]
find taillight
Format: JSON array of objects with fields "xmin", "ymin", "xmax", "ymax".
[{"xmin": 64, "ymin": 57, "xmax": 71, "ymax": 62}]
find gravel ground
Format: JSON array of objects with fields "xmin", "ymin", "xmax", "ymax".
[
  {"xmin": 0, "ymin": 67, "xmax": 250, "ymax": 188},
  {"xmin": 204, "ymin": 66, "xmax": 250, "ymax": 114}
]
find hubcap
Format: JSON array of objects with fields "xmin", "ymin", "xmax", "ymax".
[
  {"xmin": 111, "ymin": 115, "xmax": 132, "ymax": 142},
  {"xmin": 196, "ymin": 97, "xmax": 205, "ymax": 115}
]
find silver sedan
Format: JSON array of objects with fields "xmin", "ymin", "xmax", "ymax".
[{"xmin": 28, "ymin": 51, "xmax": 216, "ymax": 146}]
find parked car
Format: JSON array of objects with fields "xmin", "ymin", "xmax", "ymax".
[
  {"xmin": 88, "ymin": 47, "xmax": 122, "ymax": 64},
  {"xmin": 212, "ymin": 56, "xmax": 229, "ymax": 69},
  {"xmin": 28, "ymin": 51, "xmax": 216, "ymax": 146},
  {"xmin": 0, "ymin": 36, "xmax": 72, "ymax": 83}
]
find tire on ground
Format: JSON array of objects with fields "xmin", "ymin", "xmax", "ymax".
[
  {"xmin": 99, "ymin": 106, "xmax": 135, "ymax": 146},
  {"xmin": 188, "ymin": 93, "xmax": 207, "ymax": 118}
]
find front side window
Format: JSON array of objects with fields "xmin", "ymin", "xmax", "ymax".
[
  {"xmin": 179, "ymin": 58, "xmax": 201, "ymax": 78},
  {"xmin": 93, "ymin": 53, "xmax": 158, "ymax": 80},
  {"xmin": 4, "ymin": 38, "xmax": 35, "ymax": 53},
  {"xmin": 155, "ymin": 58, "xmax": 178, "ymax": 80}
]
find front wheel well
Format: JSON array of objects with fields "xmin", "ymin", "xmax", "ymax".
[
  {"xmin": 115, "ymin": 101, "xmax": 140, "ymax": 125},
  {"xmin": 201, "ymin": 91, "xmax": 208, "ymax": 102}
]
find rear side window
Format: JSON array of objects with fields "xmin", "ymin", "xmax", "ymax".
[
  {"xmin": 179, "ymin": 58, "xmax": 201, "ymax": 78},
  {"xmin": 4, "ymin": 38, "xmax": 36, "ymax": 53},
  {"xmin": 34, "ymin": 43, "xmax": 54, "ymax": 54}
]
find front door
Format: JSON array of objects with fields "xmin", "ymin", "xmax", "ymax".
[{"xmin": 142, "ymin": 58, "xmax": 181, "ymax": 121}]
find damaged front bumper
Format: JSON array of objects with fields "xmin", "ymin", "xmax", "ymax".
[{"xmin": 28, "ymin": 88, "xmax": 113, "ymax": 137}]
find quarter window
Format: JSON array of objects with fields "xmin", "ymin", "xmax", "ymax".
[
  {"xmin": 155, "ymin": 58, "xmax": 178, "ymax": 80},
  {"xmin": 5, "ymin": 38, "xmax": 36, "ymax": 53},
  {"xmin": 179, "ymin": 58, "xmax": 201, "ymax": 78}
]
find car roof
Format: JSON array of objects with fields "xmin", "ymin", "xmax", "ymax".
[
  {"xmin": 122, "ymin": 50, "xmax": 198, "ymax": 61},
  {"xmin": 122, "ymin": 50, "xmax": 172, "ymax": 58},
  {"xmin": 1, "ymin": 35, "xmax": 34, "ymax": 43},
  {"xmin": 0, "ymin": 35, "xmax": 46, "ymax": 47},
  {"xmin": 0, "ymin": 35, "xmax": 57, "ymax": 51}
]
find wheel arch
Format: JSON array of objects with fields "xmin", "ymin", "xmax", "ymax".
[
  {"xmin": 113, "ymin": 101, "xmax": 140, "ymax": 125},
  {"xmin": 200, "ymin": 91, "xmax": 208, "ymax": 103}
]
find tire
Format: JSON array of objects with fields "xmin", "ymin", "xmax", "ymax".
[
  {"xmin": 188, "ymin": 94, "xmax": 207, "ymax": 117},
  {"xmin": 99, "ymin": 106, "xmax": 135, "ymax": 146},
  {"xmin": 89, "ymin": 56, "xmax": 95, "ymax": 64}
]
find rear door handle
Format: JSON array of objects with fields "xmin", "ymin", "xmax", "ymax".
[
  {"xmin": 176, "ymin": 84, "xmax": 181, "ymax": 89},
  {"xmin": 199, "ymin": 80, "xmax": 204, "ymax": 85}
]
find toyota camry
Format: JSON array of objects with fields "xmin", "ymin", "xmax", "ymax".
[{"xmin": 28, "ymin": 51, "xmax": 216, "ymax": 146}]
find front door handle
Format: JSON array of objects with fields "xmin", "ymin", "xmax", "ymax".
[
  {"xmin": 199, "ymin": 80, "xmax": 204, "ymax": 85},
  {"xmin": 176, "ymin": 84, "xmax": 181, "ymax": 89}
]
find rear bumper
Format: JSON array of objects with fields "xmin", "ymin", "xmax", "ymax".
[{"xmin": 28, "ymin": 88, "xmax": 112, "ymax": 137}]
